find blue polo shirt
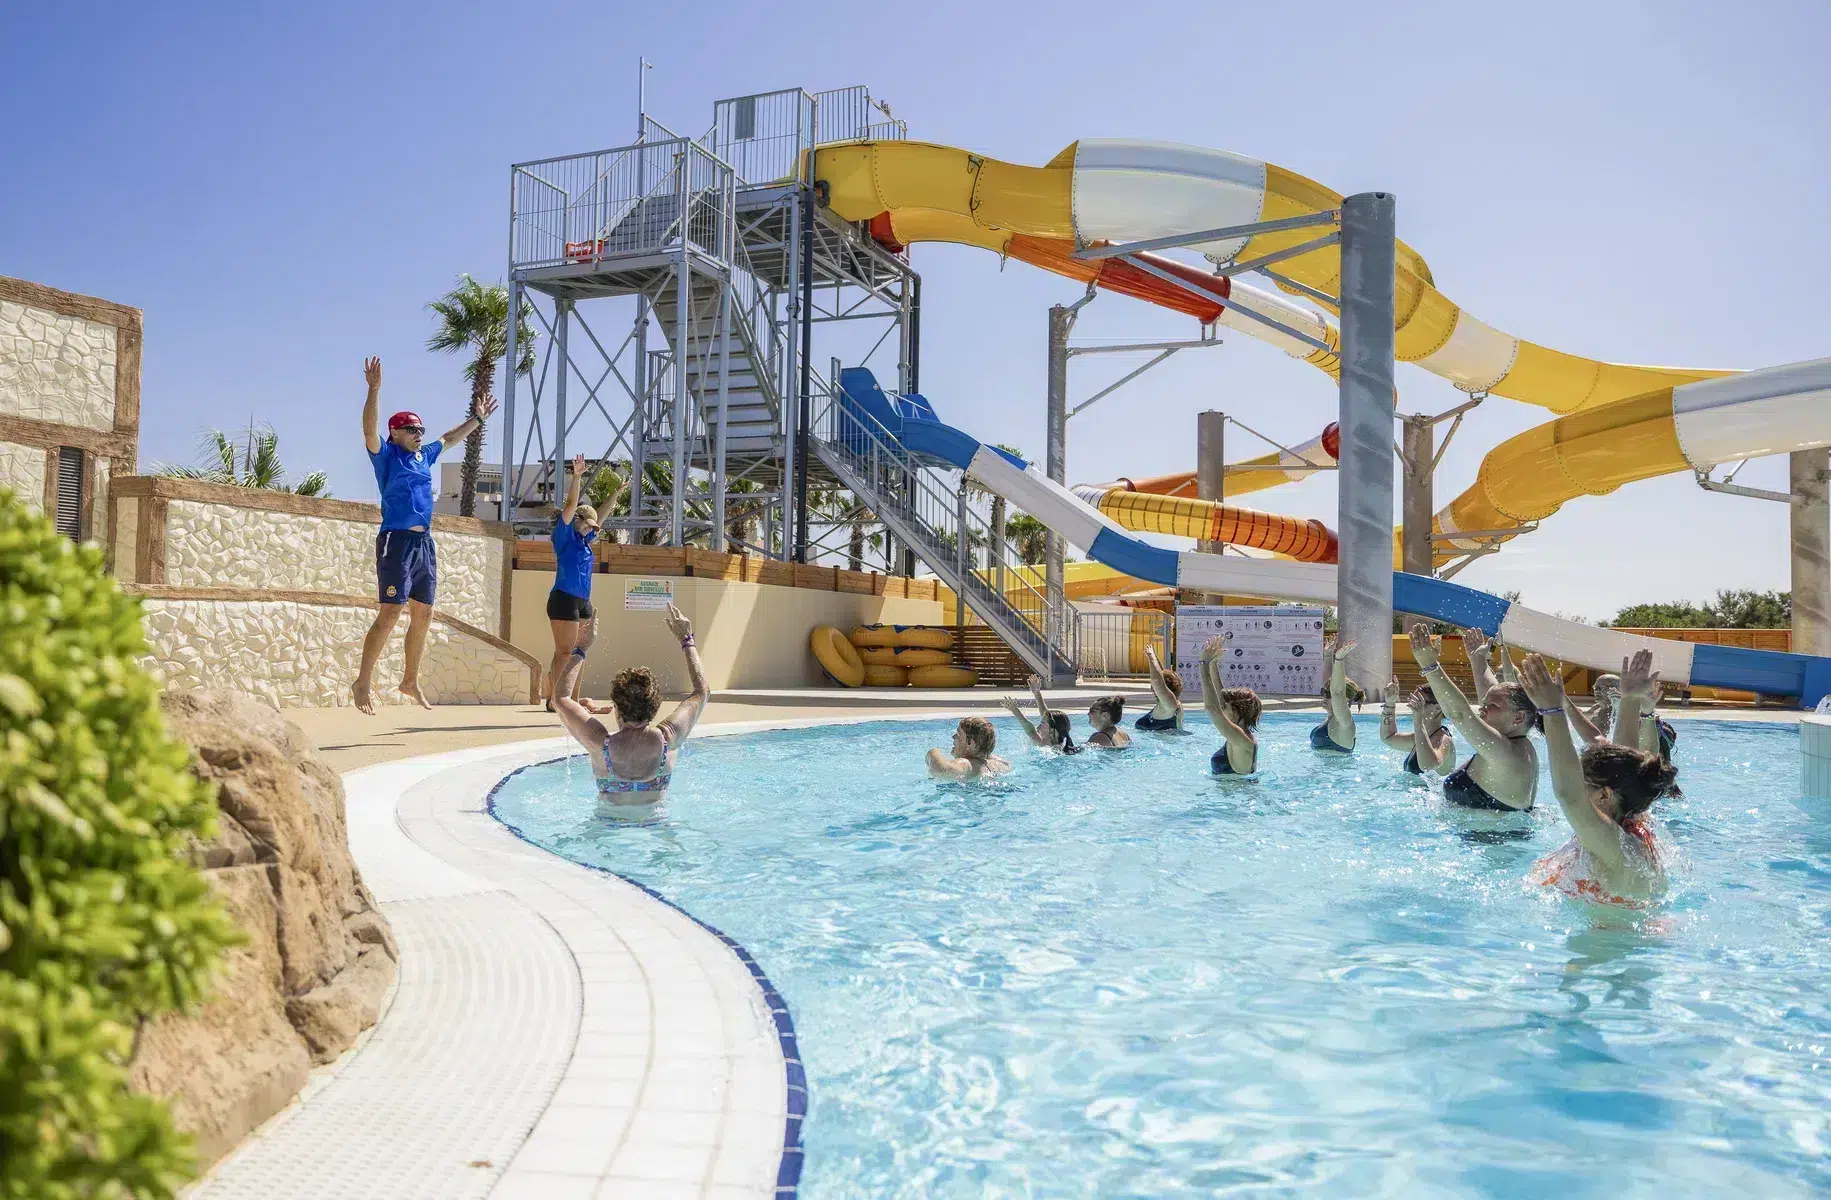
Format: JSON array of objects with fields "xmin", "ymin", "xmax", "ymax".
[
  {"xmin": 551, "ymin": 519, "xmax": 597, "ymax": 599},
  {"xmin": 370, "ymin": 439, "xmax": 443, "ymax": 531}
]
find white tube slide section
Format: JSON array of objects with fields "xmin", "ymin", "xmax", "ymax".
[
  {"xmin": 1175, "ymin": 551, "xmax": 1337, "ymax": 605},
  {"xmin": 1072, "ymin": 140, "xmax": 1268, "ymax": 263},
  {"xmin": 1672, "ymin": 357, "xmax": 1831, "ymax": 468},
  {"xmin": 1219, "ymin": 279, "xmax": 1336, "ymax": 359},
  {"xmin": 966, "ymin": 447, "xmax": 1129, "ymax": 548},
  {"xmin": 1415, "ymin": 310, "xmax": 1520, "ymax": 394},
  {"xmin": 1497, "ymin": 604, "xmax": 1696, "ymax": 682}
]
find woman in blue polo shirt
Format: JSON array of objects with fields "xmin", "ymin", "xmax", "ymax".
[{"xmin": 547, "ymin": 453, "xmax": 601, "ymax": 710}]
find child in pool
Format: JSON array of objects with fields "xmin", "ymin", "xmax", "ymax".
[{"xmin": 927, "ymin": 716, "xmax": 1011, "ymax": 779}]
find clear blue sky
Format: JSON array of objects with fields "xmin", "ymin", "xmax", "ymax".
[{"xmin": 4, "ymin": 0, "xmax": 1826, "ymax": 620}]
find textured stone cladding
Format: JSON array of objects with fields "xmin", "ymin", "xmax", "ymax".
[
  {"xmin": 163, "ymin": 500, "xmax": 502, "ymax": 631},
  {"xmin": 140, "ymin": 600, "xmax": 529, "ymax": 707},
  {"xmin": 0, "ymin": 299, "xmax": 118, "ymax": 428},
  {"xmin": 0, "ymin": 441, "xmax": 45, "ymax": 511}
]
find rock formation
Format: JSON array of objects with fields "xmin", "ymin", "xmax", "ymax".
[{"xmin": 128, "ymin": 689, "xmax": 398, "ymax": 1169}]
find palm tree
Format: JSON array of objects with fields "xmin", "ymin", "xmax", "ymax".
[
  {"xmin": 1005, "ymin": 513, "xmax": 1049, "ymax": 566},
  {"xmin": 154, "ymin": 423, "xmax": 330, "ymax": 496},
  {"xmin": 426, "ymin": 275, "xmax": 536, "ymax": 517}
]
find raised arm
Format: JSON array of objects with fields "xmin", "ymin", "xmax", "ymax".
[
  {"xmin": 1144, "ymin": 644, "xmax": 1178, "ymax": 710},
  {"xmin": 1562, "ymin": 675, "xmax": 1608, "ymax": 746},
  {"xmin": 1409, "ymin": 690, "xmax": 1452, "ymax": 773},
  {"xmin": 439, "ymin": 392, "xmax": 498, "ymax": 452},
  {"xmin": 1612, "ymin": 650, "xmax": 1661, "ymax": 753},
  {"xmin": 1411, "ymin": 625, "xmax": 1515, "ymax": 758},
  {"xmin": 999, "ymin": 695, "xmax": 1045, "ymax": 745},
  {"xmin": 560, "ymin": 453, "xmax": 584, "ymax": 524},
  {"xmin": 1027, "ymin": 674, "xmax": 1058, "ymax": 724},
  {"xmin": 1521, "ymin": 654, "xmax": 1628, "ymax": 872},
  {"xmin": 659, "ymin": 604, "xmax": 709, "ymax": 742},
  {"xmin": 1379, "ymin": 676, "xmax": 1409, "ymax": 750},
  {"xmin": 1325, "ymin": 639, "xmax": 1356, "ymax": 747},
  {"xmin": 362, "ymin": 357, "xmax": 383, "ymax": 454},
  {"xmin": 1463, "ymin": 628, "xmax": 1499, "ymax": 696},
  {"xmin": 1491, "ymin": 638, "xmax": 1521, "ymax": 684},
  {"xmin": 1199, "ymin": 638, "xmax": 1256, "ymax": 770}
]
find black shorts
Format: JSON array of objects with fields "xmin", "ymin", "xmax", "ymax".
[
  {"xmin": 546, "ymin": 589, "xmax": 594, "ymax": 622},
  {"xmin": 376, "ymin": 529, "xmax": 436, "ymax": 606}
]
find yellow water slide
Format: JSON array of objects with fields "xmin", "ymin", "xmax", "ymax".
[{"xmin": 815, "ymin": 139, "xmax": 1831, "ymax": 567}]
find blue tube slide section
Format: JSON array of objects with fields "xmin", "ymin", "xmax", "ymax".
[{"xmin": 838, "ymin": 368, "xmax": 1831, "ymax": 705}]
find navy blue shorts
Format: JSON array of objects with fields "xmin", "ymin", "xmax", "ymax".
[{"xmin": 376, "ymin": 529, "xmax": 436, "ymax": 606}]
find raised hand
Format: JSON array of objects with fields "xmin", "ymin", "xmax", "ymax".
[
  {"xmin": 570, "ymin": 452, "xmax": 585, "ymax": 476},
  {"xmin": 1331, "ymin": 639, "xmax": 1357, "ymax": 663},
  {"xmin": 1408, "ymin": 623, "xmax": 1440, "ymax": 670},
  {"xmin": 1383, "ymin": 676, "xmax": 1400, "ymax": 711},
  {"xmin": 1462, "ymin": 627, "xmax": 1491, "ymax": 659},
  {"xmin": 999, "ymin": 696, "xmax": 1023, "ymax": 717},
  {"xmin": 663, "ymin": 603, "xmax": 692, "ymax": 642},
  {"xmin": 364, "ymin": 357, "xmax": 382, "ymax": 390},
  {"xmin": 1518, "ymin": 653, "xmax": 1563, "ymax": 709},
  {"xmin": 1620, "ymin": 649, "xmax": 1656, "ymax": 699},
  {"xmin": 1201, "ymin": 636, "xmax": 1225, "ymax": 662},
  {"xmin": 476, "ymin": 392, "xmax": 499, "ymax": 422}
]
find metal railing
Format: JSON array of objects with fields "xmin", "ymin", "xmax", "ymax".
[
  {"xmin": 808, "ymin": 382, "xmax": 1076, "ymax": 680},
  {"xmin": 511, "ymin": 138, "xmax": 735, "ymax": 272},
  {"xmin": 711, "ymin": 88, "xmax": 815, "ymax": 186},
  {"xmin": 1072, "ymin": 608, "xmax": 1172, "ymax": 681}
]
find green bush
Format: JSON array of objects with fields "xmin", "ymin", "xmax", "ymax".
[{"xmin": 0, "ymin": 487, "xmax": 238, "ymax": 1198}]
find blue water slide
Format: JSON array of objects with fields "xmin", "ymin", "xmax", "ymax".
[{"xmin": 837, "ymin": 368, "xmax": 1828, "ymax": 705}]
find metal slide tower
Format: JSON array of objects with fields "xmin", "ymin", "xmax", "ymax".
[{"xmin": 499, "ymin": 85, "xmax": 914, "ymax": 564}]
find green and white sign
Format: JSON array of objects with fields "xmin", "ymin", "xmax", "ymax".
[{"xmin": 624, "ymin": 578, "xmax": 675, "ymax": 611}]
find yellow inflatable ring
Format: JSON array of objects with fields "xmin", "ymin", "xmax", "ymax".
[
  {"xmin": 857, "ymin": 646, "xmax": 951, "ymax": 668},
  {"xmin": 849, "ymin": 624, "xmax": 900, "ymax": 649},
  {"xmin": 909, "ymin": 664, "xmax": 978, "ymax": 688},
  {"xmin": 811, "ymin": 625, "xmax": 866, "ymax": 687},
  {"xmin": 862, "ymin": 664, "xmax": 910, "ymax": 687},
  {"xmin": 895, "ymin": 626, "xmax": 955, "ymax": 651}
]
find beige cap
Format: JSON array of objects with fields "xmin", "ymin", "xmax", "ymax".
[{"xmin": 574, "ymin": 504, "xmax": 600, "ymax": 527}]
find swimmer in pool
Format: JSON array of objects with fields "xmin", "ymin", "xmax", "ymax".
[
  {"xmin": 1380, "ymin": 677, "xmax": 1455, "ymax": 778},
  {"xmin": 1519, "ymin": 653, "xmax": 1674, "ymax": 906},
  {"xmin": 552, "ymin": 604, "xmax": 707, "ymax": 810},
  {"xmin": 1136, "ymin": 644, "xmax": 1186, "ymax": 732},
  {"xmin": 1311, "ymin": 638, "xmax": 1358, "ymax": 753},
  {"xmin": 1408, "ymin": 623, "xmax": 1541, "ymax": 811},
  {"xmin": 1199, "ymin": 636, "xmax": 1261, "ymax": 775},
  {"xmin": 1000, "ymin": 675, "xmax": 1081, "ymax": 754},
  {"xmin": 1087, "ymin": 696, "xmax": 1131, "ymax": 749},
  {"xmin": 927, "ymin": 716, "xmax": 1012, "ymax": 779}
]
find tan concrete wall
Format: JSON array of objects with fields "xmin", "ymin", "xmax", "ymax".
[
  {"xmin": 0, "ymin": 440, "xmax": 45, "ymax": 511},
  {"xmin": 510, "ymin": 569, "xmax": 943, "ymax": 693},
  {"xmin": 0, "ymin": 299, "xmax": 118, "ymax": 429}
]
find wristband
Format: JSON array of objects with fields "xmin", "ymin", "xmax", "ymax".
[
  {"xmin": 1640, "ymin": 708, "xmax": 1655, "ymax": 718},
  {"xmin": 1420, "ymin": 662, "xmax": 1443, "ymax": 675},
  {"xmin": 570, "ymin": 646, "xmax": 588, "ymax": 659},
  {"xmin": 1536, "ymin": 706, "xmax": 1563, "ymax": 716},
  {"xmin": 679, "ymin": 635, "xmax": 696, "ymax": 649}
]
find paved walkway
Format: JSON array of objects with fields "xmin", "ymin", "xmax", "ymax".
[{"xmin": 189, "ymin": 738, "xmax": 798, "ymax": 1199}]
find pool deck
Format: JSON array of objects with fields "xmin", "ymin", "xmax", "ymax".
[{"xmin": 188, "ymin": 693, "xmax": 1802, "ymax": 1197}]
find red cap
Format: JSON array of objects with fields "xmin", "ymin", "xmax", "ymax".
[{"xmin": 387, "ymin": 411, "xmax": 423, "ymax": 432}]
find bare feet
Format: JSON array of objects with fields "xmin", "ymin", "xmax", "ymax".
[
  {"xmin": 352, "ymin": 679, "xmax": 375, "ymax": 715},
  {"xmin": 399, "ymin": 680, "xmax": 433, "ymax": 710}
]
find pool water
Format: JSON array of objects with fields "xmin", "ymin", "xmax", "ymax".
[{"xmin": 490, "ymin": 714, "xmax": 1831, "ymax": 1198}]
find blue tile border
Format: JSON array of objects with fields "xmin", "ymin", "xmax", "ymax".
[{"xmin": 486, "ymin": 754, "xmax": 806, "ymax": 1197}]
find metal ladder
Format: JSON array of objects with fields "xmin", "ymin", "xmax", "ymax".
[
  {"xmin": 648, "ymin": 270, "xmax": 782, "ymax": 463},
  {"xmin": 807, "ymin": 384, "xmax": 1078, "ymax": 685}
]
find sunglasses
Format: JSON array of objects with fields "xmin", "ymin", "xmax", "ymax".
[{"xmin": 396, "ymin": 425, "xmax": 425, "ymax": 436}]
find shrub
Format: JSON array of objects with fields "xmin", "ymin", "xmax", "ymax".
[{"xmin": 0, "ymin": 488, "xmax": 238, "ymax": 1198}]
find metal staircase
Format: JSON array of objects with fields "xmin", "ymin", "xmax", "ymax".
[
  {"xmin": 648, "ymin": 264, "xmax": 783, "ymax": 465},
  {"xmin": 807, "ymin": 383, "xmax": 1078, "ymax": 685}
]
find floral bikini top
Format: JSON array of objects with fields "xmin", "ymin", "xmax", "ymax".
[
  {"xmin": 598, "ymin": 726, "xmax": 673, "ymax": 795},
  {"xmin": 1528, "ymin": 816, "xmax": 1663, "ymax": 908}
]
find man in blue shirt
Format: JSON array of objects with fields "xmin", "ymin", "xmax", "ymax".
[{"xmin": 352, "ymin": 356, "xmax": 496, "ymax": 714}]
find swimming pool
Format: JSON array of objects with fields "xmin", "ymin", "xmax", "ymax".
[{"xmin": 490, "ymin": 713, "xmax": 1830, "ymax": 1197}]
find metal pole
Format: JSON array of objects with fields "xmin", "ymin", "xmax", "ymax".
[
  {"xmin": 552, "ymin": 299, "xmax": 570, "ymax": 510},
  {"xmin": 908, "ymin": 275, "xmax": 921, "ymax": 393},
  {"xmin": 1046, "ymin": 305, "xmax": 1071, "ymax": 643},
  {"xmin": 1400, "ymin": 413, "xmax": 1434, "ymax": 577},
  {"xmin": 499, "ymin": 278, "xmax": 520, "ymax": 524},
  {"xmin": 1791, "ymin": 448, "xmax": 1830, "ymax": 656},
  {"xmin": 794, "ymin": 179, "xmax": 815, "ymax": 562},
  {"xmin": 956, "ymin": 483, "xmax": 969, "ymax": 642},
  {"xmin": 1338, "ymin": 192, "xmax": 1397, "ymax": 697},
  {"xmin": 1196, "ymin": 410, "xmax": 1226, "ymax": 603},
  {"xmin": 671, "ymin": 253, "xmax": 690, "ymax": 546},
  {"xmin": 713, "ymin": 281, "xmax": 731, "ymax": 552}
]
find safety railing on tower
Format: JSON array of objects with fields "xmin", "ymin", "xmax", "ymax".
[
  {"xmin": 807, "ymin": 380, "xmax": 1077, "ymax": 683},
  {"xmin": 510, "ymin": 137, "xmax": 736, "ymax": 272}
]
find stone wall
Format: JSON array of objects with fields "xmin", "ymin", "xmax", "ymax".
[
  {"xmin": 140, "ymin": 598, "xmax": 533, "ymax": 708},
  {"xmin": 165, "ymin": 498, "xmax": 504, "ymax": 632},
  {"xmin": 0, "ymin": 297, "xmax": 118, "ymax": 428}
]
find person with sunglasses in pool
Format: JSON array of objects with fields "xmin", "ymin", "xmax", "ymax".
[
  {"xmin": 1310, "ymin": 637, "xmax": 1360, "ymax": 753},
  {"xmin": 1517, "ymin": 652, "xmax": 1675, "ymax": 906},
  {"xmin": 1380, "ymin": 677, "xmax": 1456, "ymax": 778},
  {"xmin": 1199, "ymin": 636, "xmax": 1262, "ymax": 776},
  {"xmin": 1135, "ymin": 644, "xmax": 1187, "ymax": 733},
  {"xmin": 351, "ymin": 356, "xmax": 496, "ymax": 714},
  {"xmin": 545, "ymin": 454, "xmax": 601, "ymax": 711},
  {"xmin": 551, "ymin": 603, "xmax": 708, "ymax": 813},
  {"xmin": 1001, "ymin": 675, "xmax": 1082, "ymax": 754},
  {"xmin": 1407, "ymin": 623, "xmax": 1541, "ymax": 811}
]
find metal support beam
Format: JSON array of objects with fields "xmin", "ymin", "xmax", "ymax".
[
  {"xmin": 1065, "ymin": 337, "xmax": 1220, "ymax": 357},
  {"xmin": 1073, "ymin": 209, "xmax": 1339, "ymax": 260},
  {"xmin": 1121, "ymin": 254, "xmax": 1333, "ymax": 354},
  {"xmin": 1067, "ymin": 350, "xmax": 1177, "ymax": 419},
  {"xmin": 794, "ymin": 182, "xmax": 815, "ymax": 561},
  {"xmin": 1697, "ymin": 474, "xmax": 1792, "ymax": 504},
  {"xmin": 1196, "ymin": 410, "xmax": 1226, "ymax": 602},
  {"xmin": 1046, "ymin": 288, "xmax": 1094, "ymax": 643},
  {"xmin": 1337, "ymin": 191, "xmax": 1397, "ymax": 697},
  {"xmin": 712, "ymin": 283, "xmax": 731, "ymax": 551},
  {"xmin": 1792, "ymin": 449, "xmax": 1830, "ymax": 656},
  {"xmin": 552, "ymin": 299, "xmax": 571, "ymax": 505},
  {"xmin": 499, "ymin": 278, "xmax": 521, "ymax": 523},
  {"xmin": 670, "ymin": 262, "xmax": 689, "ymax": 546},
  {"xmin": 1399, "ymin": 413, "xmax": 1433, "ymax": 577}
]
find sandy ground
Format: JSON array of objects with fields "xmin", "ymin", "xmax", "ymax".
[{"xmin": 282, "ymin": 692, "xmax": 1799, "ymax": 774}]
